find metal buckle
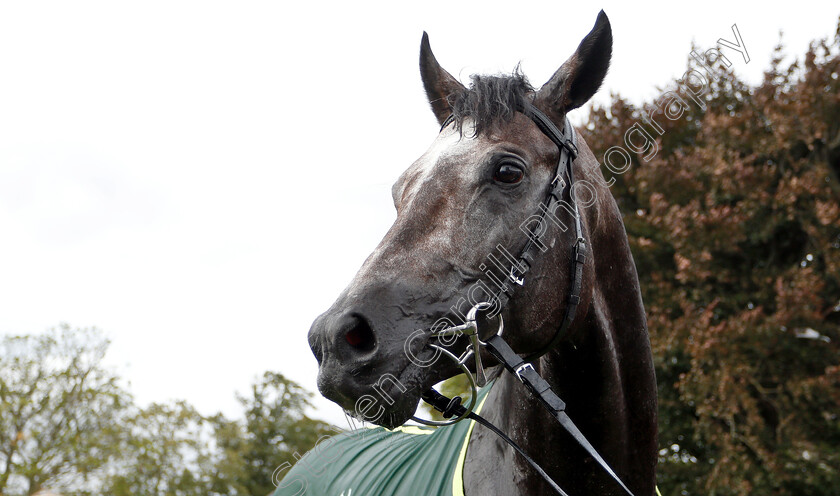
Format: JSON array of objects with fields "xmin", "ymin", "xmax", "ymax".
[
  {"xmin": 550, "ymin": 175, "xmax": 567, "ymax": 190},
  {"xmin": 515, "ymin": 363, "xmax": 535, "ymax": 382},
  {"xmin": 509, "ymin": 266, "xmax": 525, "ymax": 286}
]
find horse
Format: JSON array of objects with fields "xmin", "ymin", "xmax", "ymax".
[{"xmin": 283, "ymin": 10, "xmax": 658, "ymax": 496}]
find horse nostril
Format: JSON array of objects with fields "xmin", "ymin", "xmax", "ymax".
[{"xmin": 344, "ymin": 315, "xmax": 376, "ymax": 352}]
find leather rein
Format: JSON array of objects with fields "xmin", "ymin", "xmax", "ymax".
[{"xmin": 415, "ymin": 102, "xmax": 636, "ymax": 496}]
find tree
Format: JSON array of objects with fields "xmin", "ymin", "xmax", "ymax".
[
  {"xmin": 579, "ymin": 25, "xmax": 840, "ymax": 495},
  {"xmin": 0, "ymin": 326, "xmax": 334, "ymax": 496},
  {"xmin": 0, "ymin": 325, "xmax": 128, "ymax": 496},
  {"xmin": 103, "ymin": 371, "xmax": 336, "ymax": 496},
  {"xmin": 231, "ymin": 371, "xmax": 334, "ymax": 496},
  {"xmin": 104, "ymin": 401, "xmax": 217, "ymax": 496}
]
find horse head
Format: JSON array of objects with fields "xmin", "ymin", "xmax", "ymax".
[{"xmin": 308, "ymin": 12, "xmax": 613, "ymax": 429}]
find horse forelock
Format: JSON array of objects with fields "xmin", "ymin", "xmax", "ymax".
[{"xmin": 448, "ymin": 69, "xmax": 536, "ymax": 137}]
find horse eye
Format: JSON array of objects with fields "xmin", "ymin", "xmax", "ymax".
[{"xmin": 494, "ymin": 163, "xmax": 524, "ymax": 184}]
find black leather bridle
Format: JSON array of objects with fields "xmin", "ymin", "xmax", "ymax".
[{"xmin": 418, "ymin": 102, "xmax": 636, "ymax": 496}]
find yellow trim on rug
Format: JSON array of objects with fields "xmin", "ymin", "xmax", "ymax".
[
  {"xmin": 451, "ymin": 391, "xmax": 492, "ymax": 496},
  {"xmin": 388, "ymin": 425, "xmax": 435, "ymax": 435}
]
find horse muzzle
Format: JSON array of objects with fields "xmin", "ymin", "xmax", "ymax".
[{"xmin": 308, "ymin": 304, "xmax": 455, "ymax": 428}]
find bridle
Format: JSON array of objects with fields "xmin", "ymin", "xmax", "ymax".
[{"xmin": 412, "ymin": 101, "xmax": 636, "ymax": 496}]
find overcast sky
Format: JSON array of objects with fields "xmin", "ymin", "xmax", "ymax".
[{"xmin": 1, "ymin": 1, "xmax": 838, "ymax": 427}]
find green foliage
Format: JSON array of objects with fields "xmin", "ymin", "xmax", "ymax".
[
  {"xmin": 579, "ymin": 25, "xmax": 840, "ymax": 496},
  {"xmin": 103, "ymin": 374, "xmax": 334, "ymax": 496},
  {"xmin": 0, "ymin": 326, "xmax": 334, "ymax": 496},
  {"xmin": 0, "ymin": 325, "xmax": 128, "ymax": 496},
  {"xmin": 228, "ymin": 371, "xmax": 334, "ymax": 496},
  {"xmin": 105, "ymin": 401, "xmax": 217, "ymax": 496}
]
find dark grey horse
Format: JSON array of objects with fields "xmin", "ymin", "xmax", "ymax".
[{"xmin": 307, "ymin": 11, "xmax": 657, "ymax": 495}]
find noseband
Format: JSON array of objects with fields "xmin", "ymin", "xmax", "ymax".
[{"xmin": 413, "ymin": 102, "xmax": 636, "ymax": 496}]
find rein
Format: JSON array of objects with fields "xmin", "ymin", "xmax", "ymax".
[{"xmin": 416, "ymin": 103, "xmax": 636, "ymax": 496}]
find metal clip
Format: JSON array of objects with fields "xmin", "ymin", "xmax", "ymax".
[{"xmin": 427, "ymin": 303, "xmax": 505, "ymax": 390}]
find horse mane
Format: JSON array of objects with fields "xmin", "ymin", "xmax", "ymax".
[{"xmin": 448, "ymin": 68, "xmax": 535, "ymax": 137}]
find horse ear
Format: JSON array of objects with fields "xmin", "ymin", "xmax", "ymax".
[
  {"xmin": 535, "ymin": 10, "xmax": 612, "ymax": 116},
  {"xmin": 420, "ymin": 32, "xmax": 466, "ymax": 125}
]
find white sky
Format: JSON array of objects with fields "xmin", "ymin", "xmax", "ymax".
[{"xmin": 1, "ymin": 1, "xmax": 837, "ymax": 427}]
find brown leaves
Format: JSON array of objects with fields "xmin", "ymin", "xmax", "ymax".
[{"xmin": 584, "ymin": 22, "xmax": 840, "ymax": 495}]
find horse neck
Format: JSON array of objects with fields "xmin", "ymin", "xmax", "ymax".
[{"xmin": 466, "ymin": 202, "xmax": 658, "ymax": 496}]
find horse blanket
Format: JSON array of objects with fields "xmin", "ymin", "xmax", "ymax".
[{"xmin": 273, "ymin": 383, "xmax": 493, "ymax": 496}]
